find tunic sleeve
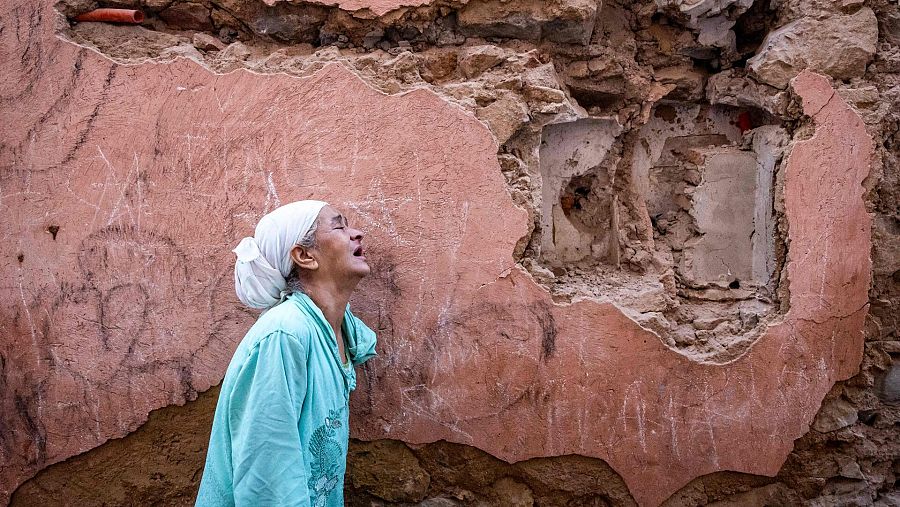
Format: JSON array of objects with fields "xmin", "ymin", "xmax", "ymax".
[{"xmin": 227, "ymin": 331, "xmax": 310, "ymax": 507}]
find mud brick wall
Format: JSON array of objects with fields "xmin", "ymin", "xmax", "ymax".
[{"xmin": 1, "ymin": 0, "xmax": 899, "ymax": 505}]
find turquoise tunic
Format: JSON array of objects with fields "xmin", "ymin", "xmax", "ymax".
[{"xmin": 196, "ymin": 292, "xmax": 377, "ymax": 507}]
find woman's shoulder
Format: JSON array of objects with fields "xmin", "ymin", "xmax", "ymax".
[
  {"xmin": 250, "ymin": 301, "xmax": 318, "ymax": 344},
  {"xmin": 225, "ymin": 302, "xmax": 313, "ymax": 362}
]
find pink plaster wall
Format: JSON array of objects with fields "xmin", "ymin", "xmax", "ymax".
[
  {"xmin": 288, "ymin": 0, "xmax": 433, "ymax": 16},
  {"xmin": 0, "ymin": 0, "xmax": 872, "ymax": 505}
]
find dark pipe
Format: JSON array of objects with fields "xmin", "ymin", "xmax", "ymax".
[{"xmin": 75, "ymin": 8, "xmax": 144, "ymax": 24}]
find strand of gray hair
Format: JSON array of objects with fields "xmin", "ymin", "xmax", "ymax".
[{"xmin": 285, "ymin": 221, "xmax": 318, "ymax": 295}]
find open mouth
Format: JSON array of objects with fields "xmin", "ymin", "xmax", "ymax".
[{"xmin": 353, "ymin": 246, "xmax": 364, "ymax": 257}]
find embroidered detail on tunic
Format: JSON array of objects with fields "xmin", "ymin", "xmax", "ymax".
[{"xmin": 308, "ymin": 408, "xmax": 343, "ymax": 507}]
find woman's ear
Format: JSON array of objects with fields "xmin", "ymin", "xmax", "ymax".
[{"xmin": 290, "ymin": 244, "xmax": 319, "ymax": 271}]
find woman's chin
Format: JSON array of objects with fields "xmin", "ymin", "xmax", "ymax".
[{"xmin": 351, "ymin": 258, "xmax": 371, "ymax": 277}]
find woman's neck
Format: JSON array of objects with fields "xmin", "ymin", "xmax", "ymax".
[{"xmin": 303, "ymin": 279, "xmax": 354, "ymax": 335}]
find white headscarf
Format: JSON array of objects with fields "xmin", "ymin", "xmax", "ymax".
[{"xmin": 232, "ymin": 200, "xmax": 328, "ymax": 309}]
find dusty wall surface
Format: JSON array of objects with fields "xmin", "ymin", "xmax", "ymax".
[{"xmin": 2, "ymin": 0, "xmax": 899, "ymax": 505}]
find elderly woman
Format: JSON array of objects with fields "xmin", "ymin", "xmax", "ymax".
[{"xmin": 196, "ymin": 200, "xmax": 377, "ymax": 507}]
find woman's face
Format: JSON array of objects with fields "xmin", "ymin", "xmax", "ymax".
[{"xmin": 308, "ymin": 205, "xmax": 370, "ymax": 283}]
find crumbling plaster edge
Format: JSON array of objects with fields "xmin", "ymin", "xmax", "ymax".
[{"xmin": 53, "ymin": 8, "xmax": 548, "ymax": 231}]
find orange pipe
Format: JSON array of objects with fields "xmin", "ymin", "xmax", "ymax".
[{"xmin": 75, "ymin": 8, "xmax": 144, "ymax": 24}]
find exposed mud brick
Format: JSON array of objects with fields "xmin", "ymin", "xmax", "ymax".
[
  {"xmin": 706, "ymin": 69, "xmax": 789, "ymax": 118},
  {"xmin": 347, "ymin": 440, "xmax": 430, "ymax": 502},
  {"xmin": 475, "ymin": 94, "xmax": 529, "ymax": 144},
  {"xmin": 458, "ymin": 0, "xmax": 598, "ymax": 44},
  {"xmin": 458, "ymin": 45, "xmax": 507, "ymax": 79},
  {"xmin": 747, "ymin": 7, "xmax": 878, "ymax": 89},
  {"xmin": 159, "ymin": 2, "xmax": 212, "ymax": 31},
  {"xmin": 810, "ymin": 397, "xmax": 858, "ymax": 433}
]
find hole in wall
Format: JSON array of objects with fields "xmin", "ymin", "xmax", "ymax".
[
  {"xmin": 531, "ymin": 102, "xmax": 788, "ymax": 363},
  {"xmin": 568, "ymin": 86, "xmax": 624, "ymax": 113},
  {"xmin": 559, "ymin": 171, "xmax": 620, "ymax": 266},
  {"xmin": 732, "ymin": 0, "xmax": 778, "ymax": 59}
]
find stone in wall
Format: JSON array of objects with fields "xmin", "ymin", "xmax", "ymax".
[
  {"xmin": 706, "ymin": 70, "xmax": 790, "ymax": 118},
  {"xmin": 206, "ymin": 0, "xmax": 328, "ymax": 44},
  {"xmin": 476, "ymin": 94, "xmax": 530, "ymax": 145},
  {"xmin": 458, "ymin": 0, "xmax": 598, "ymax": 45},
  {"xmin": 159, "ymin": 2, "xmax": 213, "ymax": 31},
  {"xmin": 748, "ymin": 7, "xmax": 878, "ymax": 89},
  {"xmin": 656, "ymin": 0, "xmax": 753, "ymax": 20}
]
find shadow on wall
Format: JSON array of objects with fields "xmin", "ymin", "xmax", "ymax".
[
  {"xmin": 13, "ymin": 333, "xmax": 900, "ymax": 507},
  {"xmin": 11, "ymin": 386, "xmax": 220, "ymax": 507},
  {"xmin": 9, "ymin": 383, "xmax": 782, "ymax": 507}
]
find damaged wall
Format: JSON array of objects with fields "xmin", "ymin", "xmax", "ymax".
[{"xmin": 1, "ymin": 0, "xmax": 898, "ymax": 504}]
